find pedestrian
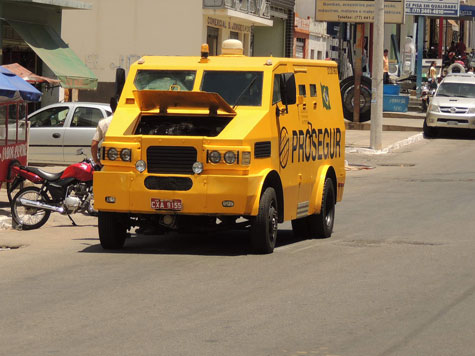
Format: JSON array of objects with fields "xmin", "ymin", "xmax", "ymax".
[
  {"xmin": 383, "ymin": 49, "xmax": 390, "ymax": 84},
  {"xmin": 91, "ymin": 98, "xmax": 116, "ymax": 167},
  {"xmin": 429, "ymin": 61, "xmax": 438, "ymax": 89}
]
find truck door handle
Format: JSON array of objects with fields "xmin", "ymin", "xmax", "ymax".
[{"xmin": 52, "ymin": 133, "xmax": 61, "ymax": 138}]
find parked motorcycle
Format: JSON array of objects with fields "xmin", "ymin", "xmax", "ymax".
[{"xmin": 10, "ymin": 151, "xmax": 97, "ymax": 230}]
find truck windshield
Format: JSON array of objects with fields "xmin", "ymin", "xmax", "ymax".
[
  {"xmin": 437, "ymin": 83, "xmax": 475, "ymax": 98},
  {"xmin": 134, "ymin": 70, "xmax": 196, "ymax": 91},
  {"xmin": 201, "ymin": 71, "xmax": 263, "ymax": 106}
]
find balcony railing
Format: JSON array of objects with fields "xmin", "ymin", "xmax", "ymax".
[{"xmin": 203, "ymin": 0, "xmax": 271, "ymax": 19}]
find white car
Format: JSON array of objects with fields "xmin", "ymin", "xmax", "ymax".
[
  {"xmin": 28, "ymin": 102, "xmax": 112, "ymax": 164},
  {"xmin": 424, "ymin": 73, "xmax": 475, "ymax": 137}
]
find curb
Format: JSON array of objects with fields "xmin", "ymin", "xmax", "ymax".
[{"xmin": 346, "ymin": 133, "xmax": 424, "ymax": 155}]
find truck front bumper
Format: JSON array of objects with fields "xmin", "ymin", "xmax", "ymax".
[{"xmin": 93, "ymin": 170, "xmax": 263, "ymax": 216}]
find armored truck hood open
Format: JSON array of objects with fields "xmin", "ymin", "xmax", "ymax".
[{"xmin": 133, "ymin": 90, "xmax": 236, "ymax": 116}]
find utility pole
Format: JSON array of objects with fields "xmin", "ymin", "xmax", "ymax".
[
  {"xmin": 370, "ymin": 0, "xmax": 384, "ymax": 150},
  {"xmin": 353, "ymin": 23, "xmax": 365, "ymax": 123}
]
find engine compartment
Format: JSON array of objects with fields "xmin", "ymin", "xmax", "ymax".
[{"xmin": 134, "ymin": 115, "xmax": 233, "ymax": 137}]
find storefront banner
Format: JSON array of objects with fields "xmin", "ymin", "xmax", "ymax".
[
  {"xmin": 460, "ymin": 5, "xmax": 475, "ymax": 17},
  {"xmin": 316, "ymin": 0, "xmax": 404, "ymax": 24},
  {"xmin": 405, "ymin": 0, "xmax": 460, "ymax": 17}
]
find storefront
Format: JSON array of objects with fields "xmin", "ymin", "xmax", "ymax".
[
  {"xmin": 0, "ymin": 0, "xmax": 97, "ymax": 105},
  {"xmin": 294, "ymin": 15, "xmax": 309, "ymax": 58},
  {"xmin": 203, "ymin": 1, "xmax": 273, "ymax": 56}
]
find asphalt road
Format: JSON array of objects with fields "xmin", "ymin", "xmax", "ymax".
[{"xmin": 1, "ymin": 131, "xmax": 475, "ymax": 356}]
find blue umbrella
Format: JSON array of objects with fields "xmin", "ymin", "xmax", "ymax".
[{"xmin": 0, "ymin": 66, "xmax": 42, "ymax": 102}]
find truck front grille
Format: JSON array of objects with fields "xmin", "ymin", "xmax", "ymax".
[{"xmin": 147, "ymin": 146, "xmax": 197, "ymax": 174}]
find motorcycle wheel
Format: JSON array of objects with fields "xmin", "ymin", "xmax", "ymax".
[{"xmin": 11, "ymin": 186, "xmax": 51, "ymax": 230}]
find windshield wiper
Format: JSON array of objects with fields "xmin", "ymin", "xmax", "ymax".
[{"xmin": 233, "ymin": 76, "xmax": 257, "ymax": 110}]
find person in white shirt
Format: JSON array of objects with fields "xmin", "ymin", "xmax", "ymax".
[{"xmin": 91, "ymin": 116, "xmax": 112, "ymax": 167}]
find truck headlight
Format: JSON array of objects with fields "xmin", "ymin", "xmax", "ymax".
[
  {"xmin": 241, "ymin": 152, "xmax": 251, "ymax": 165},
  {"xmin": 429, "ymin": 103, "xmax": 440, "ymax": 113},
  {"xmin": 208, "ymin": 151, "xmax": 221, "ymax": 164},
  {"xmin": 107, "ymin": 148, "xmax": 118, "ymax": 160},
  {"xmin": 120, "ymin": 148, "xmax": 132, "ymax": 162},
  {"xmin": 224, "ymin": 151, "xmax": 236, "ymax": 164},
  {"xmin": 135, "ymin": 160, "xmax": 146, "ymax": 173},
  {"xmin": 192, "ymin": 162, "xmax": 203, "ymax": 174}
]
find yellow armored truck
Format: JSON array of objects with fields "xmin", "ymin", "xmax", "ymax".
[{"xmin": 94, "ymin": 40, "xmax": 346, "ymax": 253}]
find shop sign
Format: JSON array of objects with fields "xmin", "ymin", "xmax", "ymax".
[
  {"xmin": 207, "ymin": 17, "xmax": 252, "ymax": 33},
  {"xmin": 460, "ymin": 4, "xmax": 475, "ymax": 17},
  {"xmin": 295, "ymin": 16, "xmax": 310, "ymax": 33},
  {"xmin": 316, "ymin": 0, "xmax": 404, "ymax": 24},
  {"xmin": 405, "ymin": 0, "xmax": 460, "ymax": 17}
]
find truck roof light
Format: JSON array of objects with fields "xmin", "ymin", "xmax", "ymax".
[
  {"xmin": 222, "ymin": 39, "xmax": 243, "ymax": 56},
  {"xmin": 201, "ymin": 44, "xmax": 209, "ymax": 59}
]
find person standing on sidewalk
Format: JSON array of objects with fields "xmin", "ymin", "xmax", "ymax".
[
  {"xmin": 383, "ymin": 49, "xmax": 390, "ymax": 84},
  {"xmin": 429, "ymin": 61, "xmax": 438, "ymax": 89}
]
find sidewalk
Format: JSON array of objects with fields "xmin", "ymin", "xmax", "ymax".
[{"xmin": 346, "ymin": 109, "xmax": 425, "ymax": 154}]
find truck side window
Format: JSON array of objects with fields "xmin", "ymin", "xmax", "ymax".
[
  {"xmin": 272, "ymin": 74, "xmax": 281, "ymax": 105},
  {"xmin": 310, "ymin": 84, "xmax": 317, "ymax": 97}
]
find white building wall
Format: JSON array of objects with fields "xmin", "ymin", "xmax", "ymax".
[
  {"xmin": 295, "ymin": 0, "xmax": 315, "ymax": 19},
  {"xmin": 309, "ymin": 21, "xmax": 327, "ymax": 60},
  {"xmin": 61, "ymin": 0, "xmax": 204, "ymax": 82}
]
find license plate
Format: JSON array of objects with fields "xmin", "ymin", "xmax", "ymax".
[
  {"xmin": 151, "ymin": 198, "xmax": 182, "ymax": 211},
  {"xmin": 447, "ymin": 120, "xmax": 459, "ymax": 125}
]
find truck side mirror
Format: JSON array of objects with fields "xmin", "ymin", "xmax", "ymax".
[
  {"xmin": 280, "ymin": 73, "xmax": 297, "ymax": 106},
  {"xmin": 115, "ymin": 68, "xmax": 126, "ymax": 98},
  {"xmin": 110, "ymin": 68, "xmax": 126, "ymax": 113}
]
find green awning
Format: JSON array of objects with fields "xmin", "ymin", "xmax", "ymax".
[{"xmin": 7, "ymin": 20, "xmax": 98, "ymax": 90}]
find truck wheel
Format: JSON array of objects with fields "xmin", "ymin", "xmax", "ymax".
[
  {"xmin": 250, "ymin": 187, "xmax": 278, "ymax": 254},
  {"xmin": 307, "ymin": 178, "xmax": 335, "ymax": 238},
  {"xmin": 291, "ymin": 218, "xmax": 309, "ymax": 238},
  {"xmin": 98, "ymin": 211, "xmax": 128, "ymax": 249},
  {"xmin": 423, "ymin": 119, "xmax": 437, "ymax": 138}
]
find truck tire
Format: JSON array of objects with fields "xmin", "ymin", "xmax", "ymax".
[
  {"xmin": 340, "ymin": 76, "xmax": 372, "ymax": 122},
  {"xmin": 98, "ymin": 211, "xmax": 128, "ymax": 249},
  {"xmin": 250, "ymin": 187, "xmax": 278, "ymax": 254},
  {"xmin": 307, "ymin": 178, "xmax": 335, "ymax": 238}
]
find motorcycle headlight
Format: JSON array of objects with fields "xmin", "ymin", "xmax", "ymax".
[{"xmin": 107, "ymin": 147, "xmax": 118, "ymax": 161}]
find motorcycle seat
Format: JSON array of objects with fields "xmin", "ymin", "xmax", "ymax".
[{"xmin": 24, "ymin": 167, "xmax": 64, "ymax": 181}]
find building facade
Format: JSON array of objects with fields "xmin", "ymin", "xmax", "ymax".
[
  {"xmin": 0, "ymin": 0, "xmax": 96, "ymax": 106},
  {"xmin": 62, "ymin": 0, "xmax": 277, "ymax": 102}
]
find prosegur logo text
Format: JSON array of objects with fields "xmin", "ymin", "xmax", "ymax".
[{"xmin": 280, "ymin": 124, "xmax": 342, "ymax": 168}]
